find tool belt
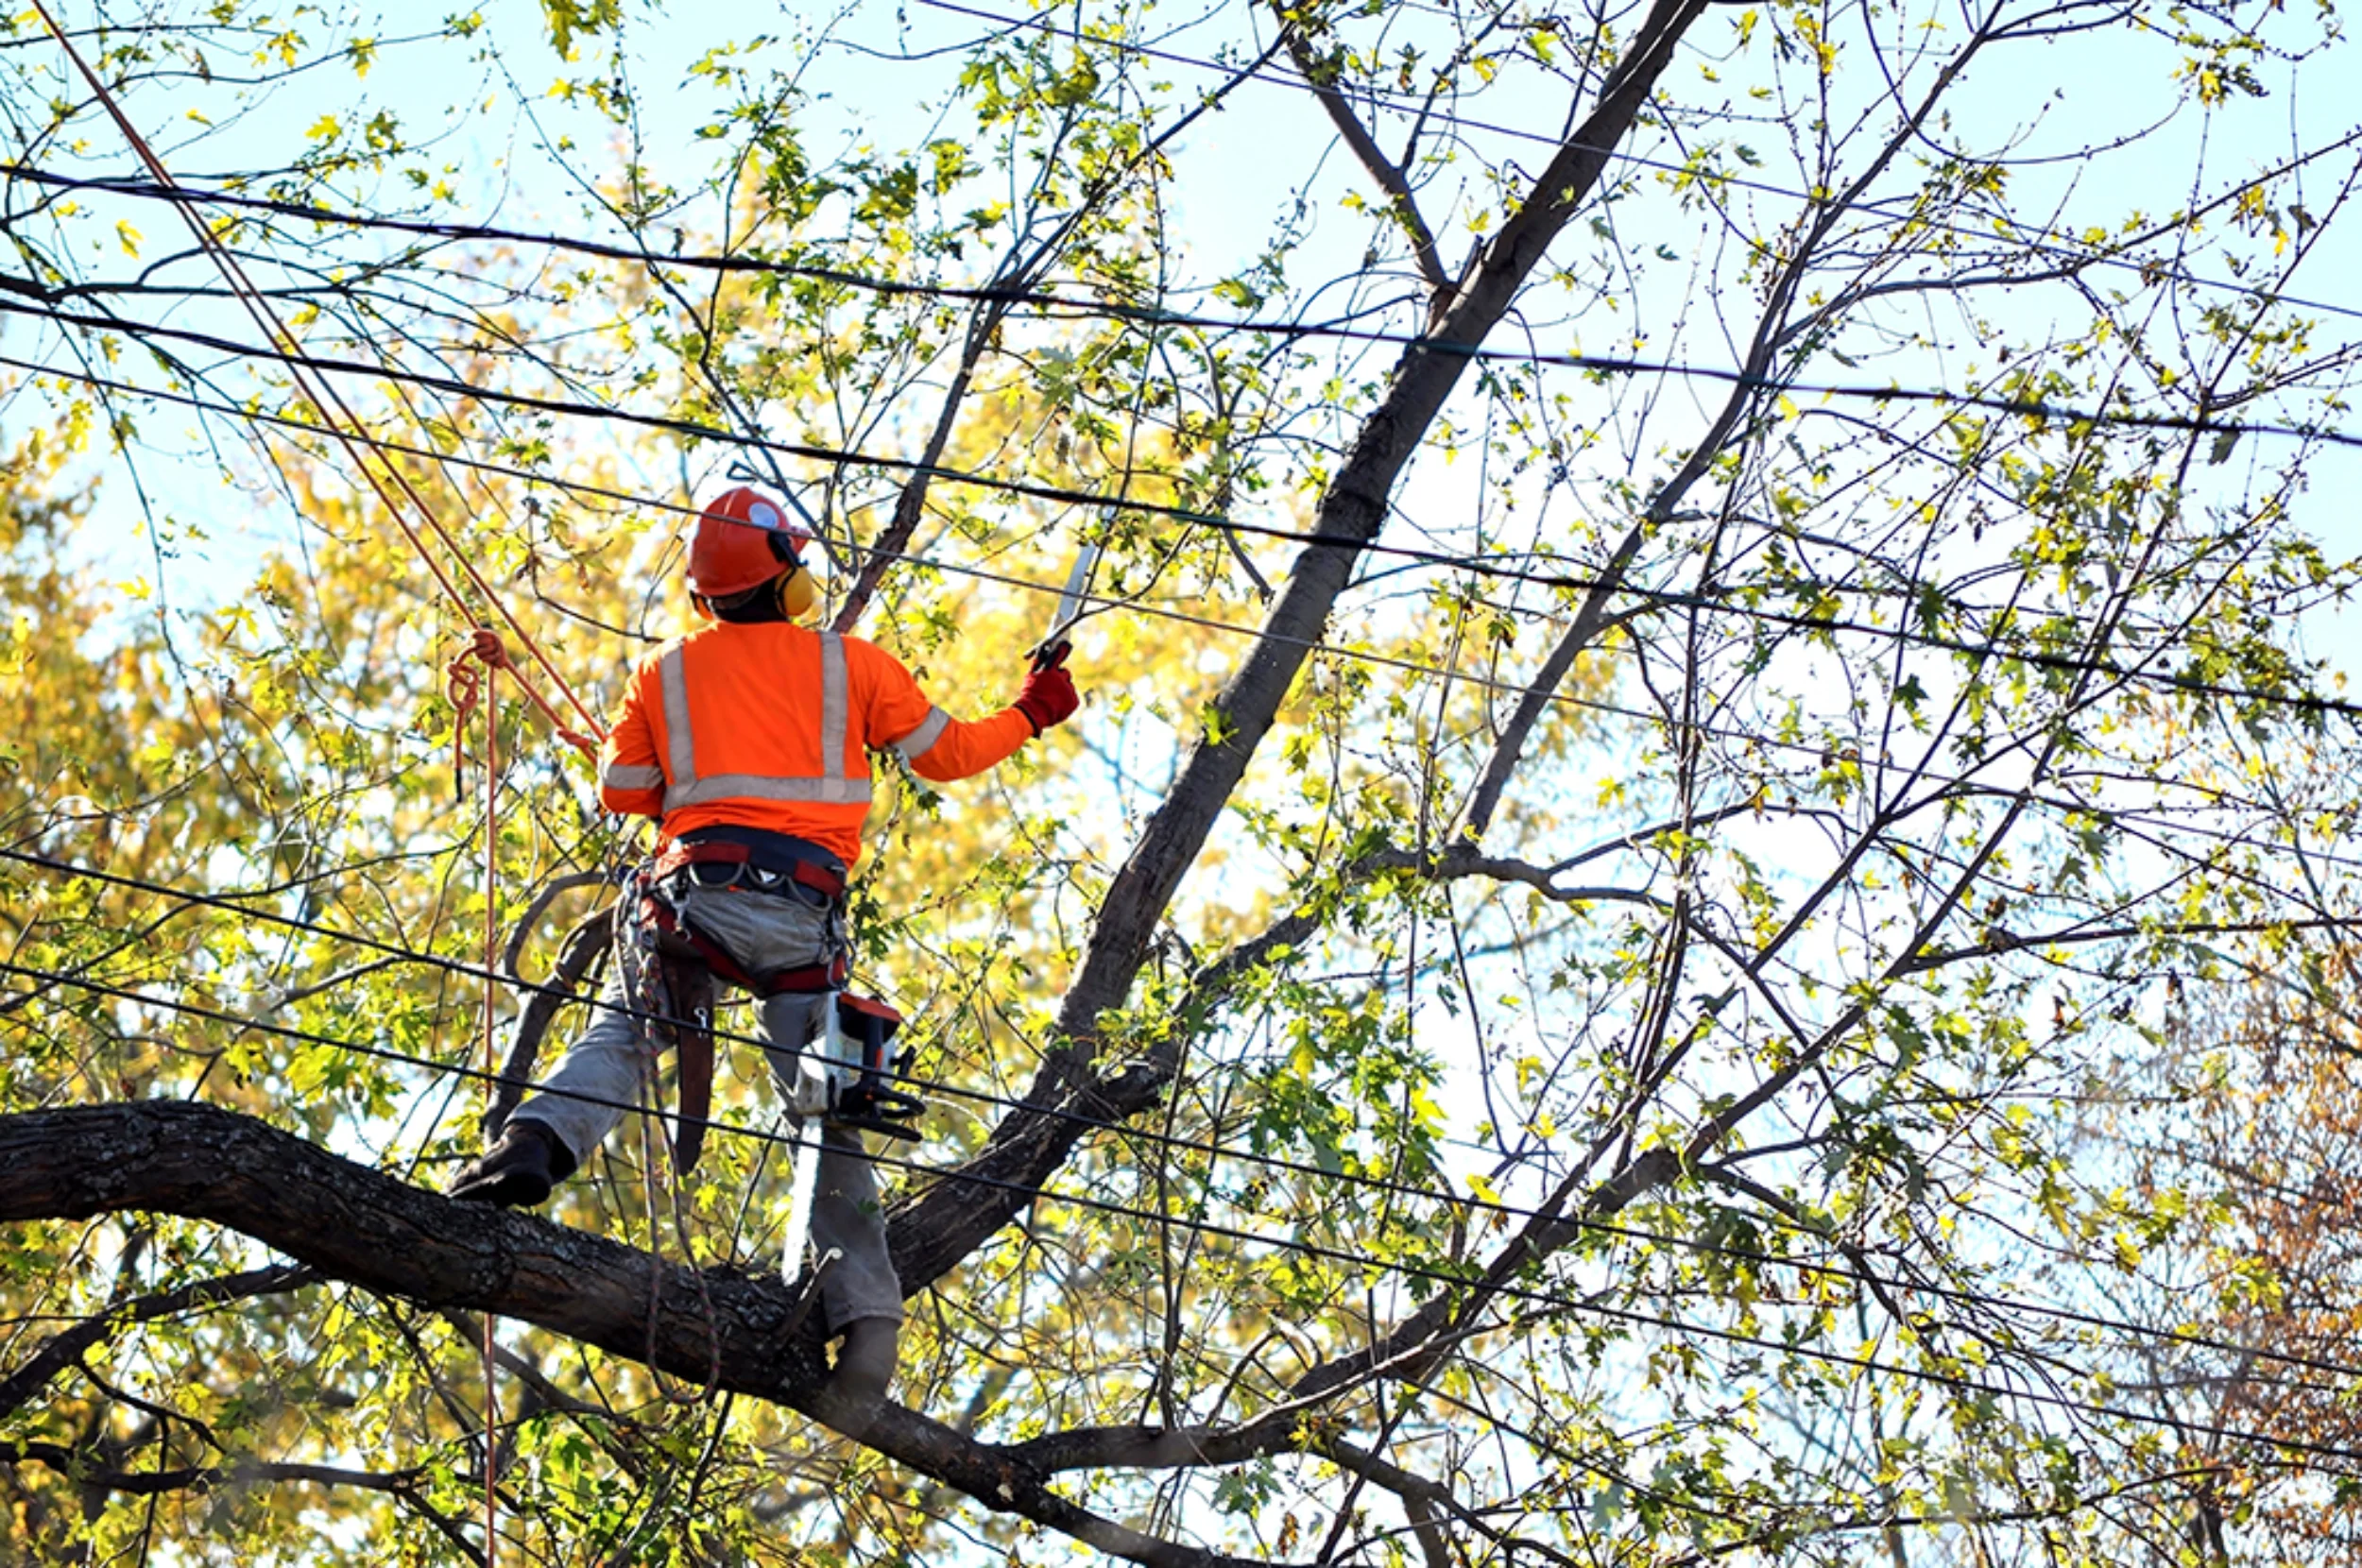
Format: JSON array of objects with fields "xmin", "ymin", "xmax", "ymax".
[
  {"xmin": 648, "ymin": 834, "xmax": 849, "ymax": 998},
  {"xmin": 620, "ymin": 829, "xmax": 916, "ymax": 1171}
]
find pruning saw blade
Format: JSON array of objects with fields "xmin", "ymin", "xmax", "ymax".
[
  {"xmin": 1033, "ymin": 537, "xmax": 1103, "ymax": 671},
  {"xmin": 779, "ymin": 1122, "xmax": 824, "ymax": 1287}
]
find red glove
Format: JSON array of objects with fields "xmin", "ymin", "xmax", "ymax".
[{"xmin": 1014, "ymin": 646, "xmax": 1080, "ymax": 736}]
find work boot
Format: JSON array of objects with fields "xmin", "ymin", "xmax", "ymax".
[
  {"xmin": 449, "ymin": 1118, "xmax": 575, "ymax": 1207},
  {"xmin": 827, "ymin": 1317, "xmax": 899, "ymax": 1406}
]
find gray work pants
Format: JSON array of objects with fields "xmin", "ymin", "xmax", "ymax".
[{"xmin": 515, "ymin": 883, "xmax": 902, "ymax": 1333}]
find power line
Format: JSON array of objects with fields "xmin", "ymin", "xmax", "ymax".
[
  {"xmin": 0, "ymin": 289, "xmax": 1243, "ymax": 519},
  {"xmin": 29, "ymin": 279, "xmax": 2362, "ymax": 885},
  {"xmin": 3, "ymin": 165, "xmax": 2357, "ymax": 455},
  {"xmin": 14, "ymin": 0, "xmax": 2358, "ymax": 363},
  {"xmin": 7, "ymin": 336, "xmax": 2025, "ymax": 787},
  {"xmin": 17, "ymin": 276, "xmax": 2362, "ymax": 890},
  {"xmin": 9, "ymin": 311, "xmax": 2362, "ymax": 734},
  {"xmin": 9, "ymin": 948, "xmax": 2362, "ymax": 1470},
  {"xmin": 24, "ymin": 345, "xmax": 2362, "ymax": 941},
  {"xmin": 13, "ymin": 0, "xmax": 2356, "ymax": 350},
  {"xmin": 0, "ymin": 347, "xmax": 1718, "ymax": 744},
  {"xmin": 13, "ymin": 7, "xmax": 2357, "ymax": 709},
  {"xmin": 8, "ymin": 844, "xmax": 2362, "ymax": 1396},
  {"xmin": 17, "ymin": 352, "xmax": 2362, "ymax": 901}
]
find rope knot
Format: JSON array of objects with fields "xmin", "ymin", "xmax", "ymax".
[
  {"xmin": 446, "ymin": 628, "xmax": 513, "ymax": 785},
  {"xmin": 444, "ymin": 626, "xmax": 603, "ymax": 775},
  {"xmin": 462, "ymin": 627, "xmax": 512, "ymax": 672}
]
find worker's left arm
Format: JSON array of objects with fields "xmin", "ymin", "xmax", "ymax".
[{"xmin": 851, "ymin": 638, "xmax": 1072, "ymax": 783}]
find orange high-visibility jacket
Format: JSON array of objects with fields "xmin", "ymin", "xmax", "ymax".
[{"xmin": 596, "ymin": 622, "xmax": 1034, "ymax": 866}]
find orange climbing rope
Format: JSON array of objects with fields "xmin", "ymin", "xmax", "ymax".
[
  {"xmin": 28, "ymin": 1, "xmax": 605, "ymax": 756},
  {"xmin": 449, "ymin": 629, "xmax": 508, "ymax": 1563},
  {"xmin": 30, "ymin": 13, "xmax": 615, "ymax": 1566}
]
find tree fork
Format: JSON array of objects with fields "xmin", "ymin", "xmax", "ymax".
[{"xmin": 892, "ymin": 0, "xmax": 1715, "ymax": 1295}]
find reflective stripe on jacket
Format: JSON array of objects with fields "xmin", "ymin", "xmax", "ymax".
[{"xmin": 597, "ymin": 621, "xmax": 1033, "ymax": 866}]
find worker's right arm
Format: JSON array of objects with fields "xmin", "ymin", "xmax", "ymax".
[
  {"xmin": 852, "ymin": 638, "xmax": 1065, "ymax": 783},
  {"xmin": 597, "ymin": 655, "xmax": 667, "ymax": 816}
]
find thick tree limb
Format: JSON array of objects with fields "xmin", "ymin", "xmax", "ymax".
[
  {"xmin": 0, "ymin": 1100, "xmax": 1289, "ymax": 1568},
  {"xmin": 894, "ymin": 0, "xmax": 1715, "ymax": 1296}
]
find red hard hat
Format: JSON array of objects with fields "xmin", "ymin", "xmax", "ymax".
[{"xmin": 686, "ymin": 486, "xmax": 808, "ymax": 599}]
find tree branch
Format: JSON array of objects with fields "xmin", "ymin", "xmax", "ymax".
[
  {"xmin": 1, "ymin": 1440, "xmax": 423, "ymax": 1498},
  {"xmin": 1361, "ymin": 843, "xmax": 1672, "ymax": 908},
  {"xmin": 831, "ymin": 36, "xmax": 1290, "ymax": 632},
  {"xmin": 488, "ymin": 905, "xmax": 610, "ymax": 1136},
  {"xmin": 0, "ymin": 1262, "xmax": 316, "ymax": 1421},
  {"xmin": 893, "ymin": 0, "xmax": 1714, "ymax": 1298},
  {"xmin": 0, "ymin": 1100, "xmax": 1292, "ymax": 1568},
  {"xmin": 1271, "ymin": 9, "xmax": 1450, "ymax": 294}
]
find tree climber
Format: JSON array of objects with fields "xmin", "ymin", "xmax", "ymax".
[{"xmin": 448, "ymin": 485, "xmax": 1082, "ymax": 1406}]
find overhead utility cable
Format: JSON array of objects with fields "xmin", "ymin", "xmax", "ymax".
[
  {"xmin": 1, "ymin": 171, "xmax": 2353, "ymax": 456},
  {"xmin": 8, "ymin": 334, "xmax": 2359, "ymax": 733}
]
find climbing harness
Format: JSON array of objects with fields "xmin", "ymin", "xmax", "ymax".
[{"xmin": 613, "ymin": 833, "xmax": 922, "ymax": 1177}]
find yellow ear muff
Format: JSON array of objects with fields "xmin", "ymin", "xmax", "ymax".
[{"xmin": 776, "ymin": 563, "xmax": 817, "ymax": 621}]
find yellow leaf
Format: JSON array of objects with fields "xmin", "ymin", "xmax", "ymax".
[{"xmin": 114, "ymin": 220, "xmax": 141, "ymax": 257}]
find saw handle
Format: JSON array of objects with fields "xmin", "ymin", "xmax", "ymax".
[{"xmin": 1014, "ymin": 643, "xmax": 1080, "ymax": 735}]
